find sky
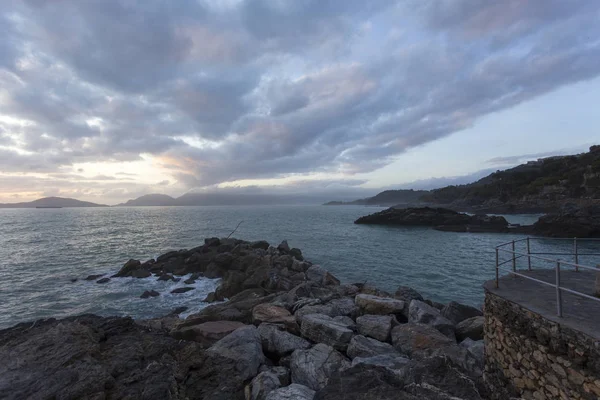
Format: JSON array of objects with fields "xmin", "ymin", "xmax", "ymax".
[{"xmin": 0, "ymin": 0, "xmax": 599, "ymax": 205}]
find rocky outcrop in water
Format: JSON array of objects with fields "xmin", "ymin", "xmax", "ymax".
[
  {"xmin": 354, "ymin": 207, "xmax": 511, "ymax": 233},
  {"xmin": 532, "ymin": 204, "xmax": 600, "ymax": 237},
  {"xmin": 0, "ymin": 238, "xmax": 488, "ymax": 399}
]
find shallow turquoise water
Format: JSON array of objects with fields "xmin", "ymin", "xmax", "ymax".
[{"xmin": 0, "ymin": 205, "xmax": 590, "ymax": 329}]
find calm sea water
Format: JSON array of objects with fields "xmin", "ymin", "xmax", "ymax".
[{"xmin": 0, "ymin": 205, "xmax": 589, "ymax": 329}]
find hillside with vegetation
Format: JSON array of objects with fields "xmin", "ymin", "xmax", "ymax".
[{"xmin": 421, "ymin": 146, "xmax": 600, "ymax": 213}]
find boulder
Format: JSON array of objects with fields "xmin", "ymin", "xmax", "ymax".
[
  {"xmin": 408, "ymin": 300, "xmax": 455, "ymax": 339},
  {"xmin": 257, "ymin": 323, "xmax": 311, "ymax": 357},
  {"xmin": 184, "ymin": 278, "xmax": 195, "ymax": 284},
  {"xmin": 391, "ymin": 323, "xmax": 481, "ymax": 376},
  {"xmin": 253, "ymin": 304, "xmax": 295, "ymax": 327},
  {"xmin": 356, "ymin": 315, "xmax": 392, "ymax": 342},
  {"xmin": 459, "ymin": 338, "xmax": 485, "ymax": 366},
  {"xmin": 96, "ymin": 277, "xmax": 110, "ymax": 284},
  {"xmin": 355, "ymin": 294, "xmax": 405, "ymax": 316},
  {"xmin": 391, "ymin": 323, "xmax": 455, "ymax": 358},
  {"xmin": 351, "ymin": 353, "xmax": 410, "ymax": 369},
  {"xmin": 131, "ymin": 269, "xmax": 151, "ymax": 278},
  {"xmin": 278, "ymin": 240, "xmax": 290, "ymax": 253},
  {"xmin": 440, "ymin": 301, "xmax": 482, "ymax": 325},
  {"xmin": 289, "ymin": 248, "xmax": 304, "ymax": 261},
  {"xmin": 394, "ymin": 286, "xmax": 423, "ymax": 311},
  {"xmin": 533, "ymin": 204, "xmax": 600, "ymax": 238},
  {"xmin": 140, "ymin": 290, "xmax": 160, "ymax": 299},
  {"xmin": 455, "ymin": 316, "xmax": 484, "ymax": 341},
  {"xmin": 306, "ymin": 265, "xmax": 340, "ymax": 286},
  {"xmin": 84, "ymin": 274, "xmax": 104, "ymax": 281},
  {"xmin": 113, "ymin": 258, "xmax": 142, "ymax": 277},
  {"xmin": 171, "ymin": 320, "xmax": 247, "ymax": 344},
  {"xmin": 290, "ymin": 343, "xmax": 350, "ymax": 391},
  {"xmin": 346, "ymin": 335, "xmax": 398, "ymax": 360},
  {"xmin": 265, "ymin": 384, "xmax": 315, "ymax": 400},
  {"xmin": 325, "ymin": 297, "xmax": 358, "ymax": 319},
  {"xmin": 157, "ymin": 273, "xmax": 176, "ymax": 281},
  {"xmin": 259, "ymin": 365, "xmax": 291, "ymax": 386},
  {"xmin": 204, "ymin": 237, "xmax": 221, "ymax": 247},
  {"xmin": 245, "ymin": 371, "xmax": 281, "ymax": 400},
  {"xmin": 171, "ymin": 287, "xmax": 194, "ymax": 294},
  {"xmin": 299, "ymin": 314, "xmax": 354, "ymax": 351},
  {"xmin": 206, "ymin": 325, "xmax": 265, "ymax": 381}
]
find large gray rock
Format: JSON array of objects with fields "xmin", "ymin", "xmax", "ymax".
[
  {"xmin": 391, "ymin": 323, "xmax": 481, "ymax": 376},
  {"xmin": 459, "ymin": 338, "xmax": 485, "ymax": 366},
  {"xmin": 290, "ymin": 343, "xmax": 350, "ymax": 391},
  {"xmin": 351, "ymin": 353, "xmax": 410, "ymax": 370},
  {"xmin": 355, "ymin": 294, "xmax": 405, "ymax": 315},
  {"xmin": 356, "ymin": 315, "xmax": 392, "ymax": 342},
  {"xmin": 408, "ymin": 300, "xmax": 456, "ymax": 339},
  {"xmin": 394, "ymin": 286, "xmax": 424, "ymax": 303},
  {"xmin": 455, "ymin": 316, "xmax": 484, "ymax": 341},
  {"xmin": 245, "ymin": 371, "xmax": 281, "ymax": 400},
  {"xmin": 325, "ymin": 297, "xmax": 358, "ymax": 318},
  {"xmin": 346, "ymin": 335, "xmax": 398, "ymax": 360},
  {"xmin": 258, "ymin": 323, "xmax": 311, "ymax": 357},
  {"xmin": 206, "ymin": 325, "xmax": 265, "ymax": 381},
  {"xmin": 299, "ymin": 314, "xmax": 354, "ymax": 351},
  {"xmin": 332, "ymin": 316, "xmax": 356, "ymax": 331},
  {"xmin": 306, "ymin": 265, "xmax": 340, "ymax": 286},
  {"xmin": 440, "ymin": 301, "xmax": 483, "ymax": 325},
  {"xmin": 265, "ymin": 384, "xmax": 315, "ymax": 400}
]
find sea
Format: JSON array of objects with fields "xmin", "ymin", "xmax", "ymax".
[{"xmin": 0, "ymin": 205, "xmax": 591, "ymax": 330}]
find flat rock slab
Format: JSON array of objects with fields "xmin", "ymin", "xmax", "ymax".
[
  {"xmin": 356, "ymin": 314, "xmax": 393, "ymax": 342},
  {"xmin": 355, "ymin": 294, "xmax": 405, "ymax": 315},
  {"xmin": 347, "ymin": 335, "xmax": 398, "ymax": 360},
  {"xmin": 300, "ymin": 313, "xmax": 354, "ymax": 351},
  {"xmin": 171, "ymin": 320, "xmax": 247, "ymax": 343}
]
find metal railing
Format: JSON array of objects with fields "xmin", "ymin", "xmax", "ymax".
[{"xmin": 495, "ymin": 237, "xmax": 600, "ymax": 317}]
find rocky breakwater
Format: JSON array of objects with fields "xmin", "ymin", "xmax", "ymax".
[
  {"xmin": 532, "ymin": 203, "xmax": 600, "ymax": 237},
  {"xmin": 355, "ymin": 206, "xmax": 514, "ymax": 233},
  {"xmin": 0, "ymin": 238, "xmax": 488, "ymax": 399}
]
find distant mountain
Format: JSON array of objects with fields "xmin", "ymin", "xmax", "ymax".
[
  {"xmin": 324, "ymin": 189, "xmax": 430, "ymax": 206},
  {"xmin": 116, "ymin": 194, "xmax": 176, "ymax": 207},
  {"xmin": 0, "ymin": 196, "xmax": 107, "ymax": 208},
  {"xmin": 422, "ymin": 145, "xmax": 600, "ymax": 213}
]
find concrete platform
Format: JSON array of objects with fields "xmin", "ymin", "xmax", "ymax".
[{"xmin": 484, "ymin": 269, "xmax": 600, "ymax": 340}]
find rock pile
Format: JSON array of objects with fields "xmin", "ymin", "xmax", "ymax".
[{"xmin": 0, "ymin": 238, "xmax": 488, "ymax": 399}]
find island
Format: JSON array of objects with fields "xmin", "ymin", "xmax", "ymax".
[{"xmin": 0, "ymin": 196, "xmax": 107, "ymax": 208}]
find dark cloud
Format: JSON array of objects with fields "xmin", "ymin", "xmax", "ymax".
[{"xmin": 0, "ymin": 0, "xmax": 599, "ymax": 193}]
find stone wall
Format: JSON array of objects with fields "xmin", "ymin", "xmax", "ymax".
[{"xmin": 484, "ymin": 291, "xmax": 600, "ymax": 400}]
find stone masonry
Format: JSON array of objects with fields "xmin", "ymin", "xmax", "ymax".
[{"xmin": 484, "ymin": 291, "xmax": 600, "ymax": 400}]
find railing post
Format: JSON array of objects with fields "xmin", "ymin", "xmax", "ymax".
[
  {"xmin": 527, "ymin": 237, "xmax": 532, "ymax": 271},
  {"xmin": 556, "ymin": 261, "xmax": 563, "ymax": 317},
  {"xmin": 512, "ymin": 240, "xmax": 516, "ymax": 274},
  {"xmin": 574, "ymin": 237, "xmax": 579, "ymax": 272},
  {"xmin": 495, "ymin": 248, "xmax": 499, "ymax": 288}
]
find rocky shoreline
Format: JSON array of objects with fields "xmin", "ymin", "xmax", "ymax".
[
  {"xmin": 354, "ymin": 205, "xmax": 600, "ymax": 237},
  {"xmin": 0, "ymin": 238, "xmax": 488, "ymax": 399}
]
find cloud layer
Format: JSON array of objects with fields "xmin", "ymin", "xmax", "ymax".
[{"xmin": 1, "ymin": 0, "xmax": 600, "ymax": 201}]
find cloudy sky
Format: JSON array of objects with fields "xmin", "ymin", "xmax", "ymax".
[{"xmin": 1, "ymin": 0, "xmax": 599, "ymax": 204}]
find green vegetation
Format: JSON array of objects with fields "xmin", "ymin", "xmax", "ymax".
[{"xmin": 422, "ymin": 146, "xmax": 600, "ymax": 207}]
